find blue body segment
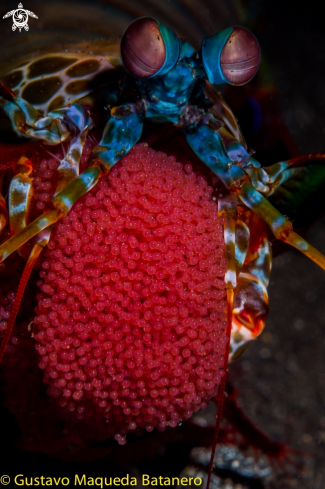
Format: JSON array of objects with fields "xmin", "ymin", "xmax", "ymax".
[
  {"xmin": 185, "ymin": 123, "xmax": 246, "ymax": 188},
  {"xmin": 92, "ymin": 104, "xmax": 144, "ymax": 169},
  {"xmin": 225, "ymin": 141, "xmax": 249, "ymax": 163},
  {"xmin": 137, "ymin": 40, "xmax": 205, "ymax": 106}
]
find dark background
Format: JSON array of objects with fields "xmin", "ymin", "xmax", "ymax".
[
  {"xmin": 0, "ymin": 1, "xmax": 325, "ymax": 488},
  {"xmin": 229, "ymin": 2, "xmax": 325, "ymax": 488}
]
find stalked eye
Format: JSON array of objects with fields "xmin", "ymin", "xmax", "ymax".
[
  {"xmin": 201, "ymin": 26, "xmax": 261, "ymax": 86},
  {"xmin": 120, "ymin": 17, "xmax": 179, "ymax": 79},
  {"xmin": 120, "ymin": 18, "xmax": 166, "ymax": 78},
  {"xmin": 220, "ymin": 27, "xmax": 260, "ymax": 85}
]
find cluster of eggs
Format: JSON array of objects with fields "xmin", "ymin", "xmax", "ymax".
[{"xmin": 12, "ymin": 143, "xmax": 227, "ymax": 444}]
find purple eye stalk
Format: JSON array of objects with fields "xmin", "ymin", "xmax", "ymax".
[
  {"xmin": 201, "ymin": 26, "xmax": 261, "ymax": 86},
  {"xmin": 120, "ymin": 17, "xmax": 179, "ymax": 79}
]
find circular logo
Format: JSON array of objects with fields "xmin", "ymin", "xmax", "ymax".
[
  {"xmin": 0, "ymin": 475, "xmax": 10, "ymax": 486},
  {"xmin": 13, "ymin": 9, "xmax": 28, "ymax": 28}
]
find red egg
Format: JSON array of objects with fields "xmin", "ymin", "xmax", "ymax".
[
  {"xmin": 221, "ymin": 26, "xmax": 260, "ymax": 85},
  {"xmin": 120, "ymin": 18, "xmax": 166, "ymax": 78}
]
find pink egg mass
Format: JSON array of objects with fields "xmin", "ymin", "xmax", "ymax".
[{"xmin": 27, "ymin": 143, "xmax": 228, "ymax": 445}]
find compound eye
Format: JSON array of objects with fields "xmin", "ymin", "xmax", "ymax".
[
  {"xmin": 120, "ymin": 17, "xmax": 166, "ymax": 78},
  {"xmin": 220, "ymin": 26, "xmax": 260, "ymax": 85}
]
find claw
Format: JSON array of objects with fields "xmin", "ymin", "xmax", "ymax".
[
  {"xmin": 24, "ymin": 124, "xmax": 69, "ymax": 145},
  {"xmin": 0, "ymin": 82, "xmax": 90, "ymax": 145}
]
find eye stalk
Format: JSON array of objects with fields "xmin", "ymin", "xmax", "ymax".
[
  {"xmin": 120, "ymin": 17, "xmax": 179, "ymax": 79},
  {"xmin": 201, "ymin": 26, "xmax": 261, "ymax": 86}
]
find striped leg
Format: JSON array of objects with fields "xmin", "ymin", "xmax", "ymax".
[
  {"xmin": 185, "ymin": 120, "xmax": 325, "ymax": 272},
  {"xmin": 231, "ymin": 234, "xmax": 271, "ymax": 361},
  {"xmin": 239, "ymin": 183, "xmax": 325, "ymax": 271},
  {"xmin": 8, "ymin": 157, "xmax": 34, "ymax": 238},
  {"xmin": 206, "ymin": 195, "xmax": 237, "ymax": 489}
]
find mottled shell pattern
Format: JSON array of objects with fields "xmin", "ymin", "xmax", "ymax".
[
  {"xmin": 0, "ymin": 40, "xmax": 123, "ymax": 115},
  {"xmin": 0, "ymin": 0, "xmax": 240, "ymax": 117}
]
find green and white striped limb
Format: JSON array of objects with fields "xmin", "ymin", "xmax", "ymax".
[
  {"xmin": 239, "ymin": 182, "xmax": 325, "ymax": 271},
  {"xmin": 0, "ymin": 165, "xmax": 102, "ymax": 263}
]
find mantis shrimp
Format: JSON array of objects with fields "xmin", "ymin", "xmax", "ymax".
[{"xmin": 0, "ymin": 1, "xmax": 324, "ymax": 487}]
